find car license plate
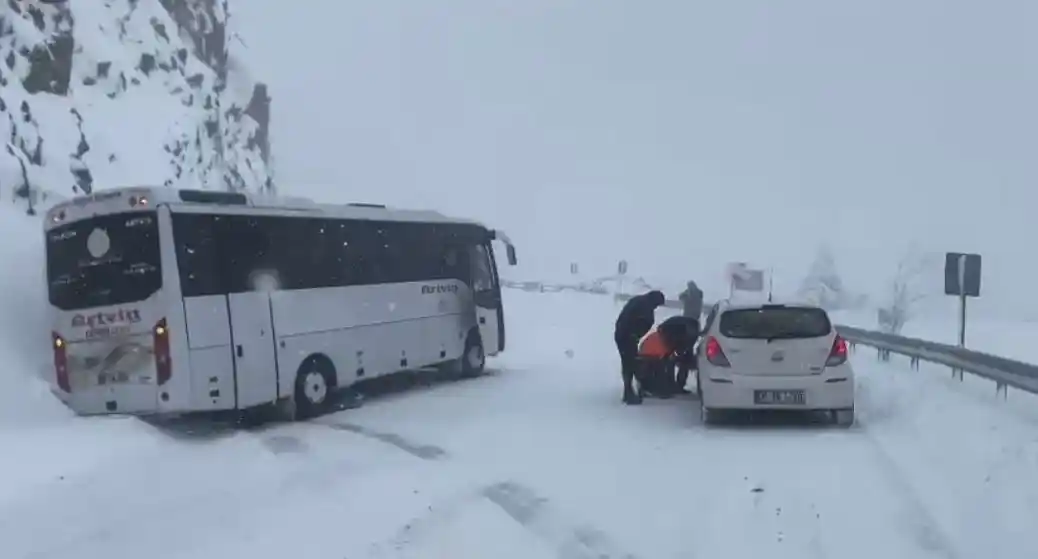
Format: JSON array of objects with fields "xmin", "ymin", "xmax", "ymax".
[
  {"xmin": 98, "ymin": 371, "xmax": 130, "ymax": 385},
  {"xmin": 754, "ymin": 390, "xmax": 805, "ymax": 405}
]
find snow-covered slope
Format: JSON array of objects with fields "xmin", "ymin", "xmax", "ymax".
[
  {"xmin": 0, "ymin": 202, "xmax": 67, "ymax": 427},
  {"xmin": 0, "ymin": 0, "xmax": 273, "ymax": 214}
]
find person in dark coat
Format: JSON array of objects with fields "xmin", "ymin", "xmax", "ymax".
[
  {"xmin": 614, "ymin": 290, "xmax": 665, "ymax": 404},
  {"xmin": 678, "ymin": 280, "xmax": 704, "ymax": 319}
]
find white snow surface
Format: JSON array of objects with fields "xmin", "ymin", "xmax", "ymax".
[
  {"xmin": 1, "ymin": 275, "xmax": 1037, "ymax": 558},
  {"xmin": 1, "ymin": 0, "xmax": 271, "ymax": 207}
]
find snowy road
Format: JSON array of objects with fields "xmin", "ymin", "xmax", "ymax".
[{"xmin": 2, "ymin": 290, "xmax": 1037, "ymax": 559}]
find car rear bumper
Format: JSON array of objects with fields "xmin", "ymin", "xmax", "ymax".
[{"xmin": 699, "ymin": 368, "xmax": 854, "ymax": 410}]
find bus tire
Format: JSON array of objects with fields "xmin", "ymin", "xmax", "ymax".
[
  {"xmin": 460, "ymin": 331, "xmax": 486, "ymax": 378},
  {"xmin": 294, "ymin": 355, "xmax": 336, "ymax": 420},
  {"xmin": 441, "ymin": 330, "xmax": 485, "ymax": 378}
]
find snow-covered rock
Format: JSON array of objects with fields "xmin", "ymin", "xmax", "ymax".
[{"xmin": 0, "ymin": 0, "xmax": 273, "ymax": 214}]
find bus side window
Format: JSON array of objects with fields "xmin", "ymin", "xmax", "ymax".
[
  {"xmin": 340, "ymin": 219, "xmax": 387, "ymax": 286},
  {"xmin": 441, "ymin": 245, "xmax": 465, "ymax": 282},
  {"xmin": 171, "ymin": 213, "xmax": 223, "ymax": 296},
  {"xmin": 222, "ymin": 215, "xmax": 273, "ymax": 293},
  {"xmin": 437, "ymin": 225, "xmax": 470, "ymax": 284}
]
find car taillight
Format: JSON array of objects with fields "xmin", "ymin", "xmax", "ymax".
[
  {"xmin": 154, "ymin": 318, "xmax": 171, "ymax": 385},
  {"xmin": 52, "ymin": 332, "xmax": 70, "ymax": 392},
  {"xmin": 705, "ymin": 336, "xmax": 730, "ymax": 367},
  {"xmin": 826, "ymin": 335, "xmax": 848, "ymax": 367}
]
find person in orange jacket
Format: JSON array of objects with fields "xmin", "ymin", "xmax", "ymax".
[
  {"xmin": 637, "ymin": 326, "xmax": 678, "ymax": 398},
  {"xmin": 637, "ymin": 315, "xmax": 699, "ymax": 398}
]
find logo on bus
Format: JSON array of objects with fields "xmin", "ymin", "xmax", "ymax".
[
  {"xmin": 71, "ymin": 308, "xmax": 142, "ymax": 329},
  {"xmin": 421, "ymin": 284, "xmax": 458, "ymax": 295}
]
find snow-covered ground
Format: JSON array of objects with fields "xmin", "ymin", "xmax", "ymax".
[{"xmin": 2, "ymin": 281, "xmax": 1037, "ymax": 558}]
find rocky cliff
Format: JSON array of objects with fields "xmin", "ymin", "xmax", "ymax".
[{"xmin": 0, "ymin": 0, "xmax": 273, "ymax": 214}]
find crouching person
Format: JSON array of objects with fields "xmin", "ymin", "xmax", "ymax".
[
  {"xmin": 637, "ymin": 315, "xmax": 700, "ymax": 397},
  {"xmin": 659, "ymin": 315, "xmax": 700, "ymax": 394},
  {"xmin": 636, "ymin": 326, "xmax": 676, "ymax": 399}
]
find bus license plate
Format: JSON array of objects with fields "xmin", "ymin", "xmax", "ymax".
[{"xmin": 754, "ymin": 390, "xmax": 805, "ymax": 405}]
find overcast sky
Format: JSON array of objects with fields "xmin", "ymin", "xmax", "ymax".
[{"xmin": 232, "ymin": 0, "xmax": 1037, "ymax": 315}]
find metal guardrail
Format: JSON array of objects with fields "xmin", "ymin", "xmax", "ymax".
[{"xmin": 504, "ymin": 280, "xmax": 1038, "ymax": 398}]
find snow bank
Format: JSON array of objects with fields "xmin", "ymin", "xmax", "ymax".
[
  {"xmin": 0, "ymin": 202, "xmax": 167, "ymax": 503},
  {"xmin": 0, "ymin": 203, "xmax": 70, "ymax": 426},
  {"xmin": 1, "ymin": 0, "xmax": 273, "ymax": 211}
]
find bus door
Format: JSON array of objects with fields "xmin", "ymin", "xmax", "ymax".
[
  {"xmin": 173, "ymin": 212, "xmax": 279, "ymax": 410},
  {"xmin": 226, "ymin": 290, "xmax": 278, "ymax": 408},
  {"xmin": 222, "ymin": 215, "xmax": 279, "ymax": 409},
  {"xmin": 469, "ymin": 243, "xmax": 502, "ymax": 356}
]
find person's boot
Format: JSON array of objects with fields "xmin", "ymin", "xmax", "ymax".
[
  {"xmin": 622, "ymin": 381, "xmax": 643, "ymax": 405},
  {"xmin": 675, "ymin": 364, "xmax": 692, "ymax": 394}
]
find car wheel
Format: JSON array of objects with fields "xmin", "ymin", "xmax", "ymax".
[
  {"xmin": 833, "ymin": 407, "xmax": 854, "ymax": 428},
  {"xmin": 700, "ymin": 400, "xmax": 717, "ymax": 426}
]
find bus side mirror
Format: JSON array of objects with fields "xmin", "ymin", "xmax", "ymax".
[{"xmin": 489, "ymin": 228, "xmax": 517, "ymax": 265}]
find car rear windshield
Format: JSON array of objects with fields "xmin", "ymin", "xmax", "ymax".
[
  {"xmin": 46, "ymin": 211, "xmax": 162, "ymax": 311},
  {"xmin": 718, "ymin": 306, "xmax": 832, "ymax": 340}
]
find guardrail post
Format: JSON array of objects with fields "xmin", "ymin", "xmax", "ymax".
[
  {"xmin": 909, "ymin": 355, "xmax": 920, "ymax": 370},
  {"xmin": 951, "ymin": 367, "xmax": 963, "ymax": 381},
  {"xmin": 996, "ymin": 381, "xmax": 1007, "ymax": 399}
]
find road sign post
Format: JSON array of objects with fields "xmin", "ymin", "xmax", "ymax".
[
  {"xmin": 943, "ymin": 252, "xmax": 981, "ymax": 380},
  {"xmin": 617, "ymin": 260, "xmax": 628, "ymax": 294}
]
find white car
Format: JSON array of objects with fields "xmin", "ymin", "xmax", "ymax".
[{"xmin": 695, "ymin": 300, "xmax": 855, "ymax": 427}]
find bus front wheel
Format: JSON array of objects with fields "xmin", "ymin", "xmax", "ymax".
[
  {"xmin": 441, "ymin": 331, "xmax": 485, "ymax": 378},
  {"xmin": 461, "ymin": 333, "xmax": 486, "ymax": 377}
]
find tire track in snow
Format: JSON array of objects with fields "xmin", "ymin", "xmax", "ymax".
[
  {"xmin": 363, "ymin": 481, "xmax": 641, "ymax": 559},
  {"xmin": 858, "ymin": 432, "xmax": 961, "ymax": 559},
  {"xmin": 482, "ymin": 481, "xmax": 641, "ymax": 559},
  {"xmin": 854, "ymin": 377, "xmax": 963, "ymax": 559},
  {"xmin": 314, "ymin": 421, "xmax": 449, "ymax": 460},
  {"xmin": 310, "ymin": 420, "xmax": 641, "ymax": 558}
]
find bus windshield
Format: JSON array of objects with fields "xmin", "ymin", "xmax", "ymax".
[{"xmin": 46, "ymin": 211, "xmax": 162, "ymax": 311}]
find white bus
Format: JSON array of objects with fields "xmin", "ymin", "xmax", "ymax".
[{"xmin": 44, "ymin": 187, "xmax": 517, "ymax": 419}]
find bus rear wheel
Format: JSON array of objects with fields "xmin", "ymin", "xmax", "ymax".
[{"xmin": 294, "ymin": 356, "xmax": 336, "ymax": 419}]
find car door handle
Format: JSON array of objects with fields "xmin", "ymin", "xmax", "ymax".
[{"xmin": 236, "ymin": 345, "xmax": 243, "ymax": 358}]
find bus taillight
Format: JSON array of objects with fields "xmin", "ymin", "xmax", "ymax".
[
  {"xmin": 154, "ymin": 318, "xmax": 171, "ymax": 385},
  {"xmin": 52, "ymin": 332, "xmax": 70, "ymax": 392}
]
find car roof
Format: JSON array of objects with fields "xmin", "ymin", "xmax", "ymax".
[{"xmin": 716, "ymin": 299, "xmax": 828, "ymax": 313}]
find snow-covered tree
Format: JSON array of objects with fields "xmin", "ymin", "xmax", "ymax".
[
  {"xmin": 798, "ymin": 244, "xmax": 850, "ymax": 310},
  {"xmin": 876, "ymin": 247, "xmax": 939, "ymax": 334}
]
